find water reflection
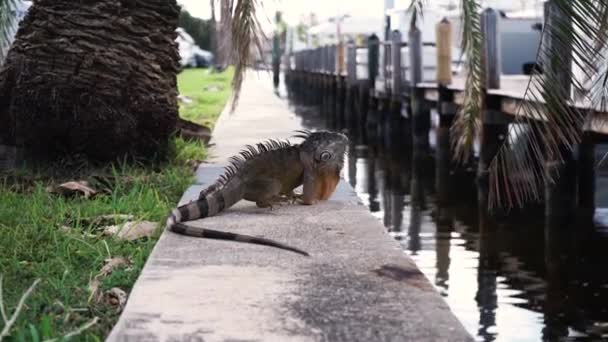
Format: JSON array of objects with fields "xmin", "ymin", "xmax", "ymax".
[{"xmin": 289, "ymin": 101, "xmax": 608, "ymax": 341}]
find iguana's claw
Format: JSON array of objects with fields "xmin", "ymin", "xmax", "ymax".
[{"xmin": 286, "ymin": 192, "xmax": 303, "ymax": 204}]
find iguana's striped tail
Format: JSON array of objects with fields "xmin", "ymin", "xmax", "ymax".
[{"xmin": 165, "ymin": 195, "xmax": 310, "ymax": 256}]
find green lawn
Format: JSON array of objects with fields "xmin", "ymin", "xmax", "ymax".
[
  {"xmin": 178, "ymin": 67, "xmax": 234, "ymax": 128},
  {"xmin": 0, "ymin": 67, "xmax": 232, "ymax": 341}
]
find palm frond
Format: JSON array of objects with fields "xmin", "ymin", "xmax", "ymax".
[
  {"xmin": 230, "ymin": 0, "xmax": 265, "ymax": 112},
  {"xmin": 407, "ymin": 0, "xmax": 426, "ymax": 30},
  {"xmin": 451, "ymin": 0, "xmax": 483, "ymax": 162},
  {"xmin": 0, "ymin": 0, "xmax": 19, "ymax": 63},
  {"xmin": 488, "ymin": 0, "xmax": 608, "ymax": 208}
]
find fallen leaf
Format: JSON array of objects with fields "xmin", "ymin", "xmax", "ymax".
[
  {"xmin": 104, "ymin": 288, "xmax": 127, "ymax": 312},
  {"xmin": 46, "ymin": 181, "xmax": 97, "ymax": 198},
  {"xmin": 88, "ymin": 257, "xmax": 131, "ymax": 303},
  {"xmin": 99, "ymin": 257, "xmax": 131, "ymax": 277},
  {"xmin": 177, "ymin": 94, "xmax": 193, "ymax": 104},
  {"xmin": 103, "ymin": 221, "xmax": 158, "ymax": 241},
  {"xmin": 204, "ymin": 85, "xmax": 223, "ymax": 92}
]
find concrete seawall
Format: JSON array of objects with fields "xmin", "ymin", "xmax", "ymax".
[{"xmin": 107, "ymin": 74, "xmax": 473, "ymax": 341}]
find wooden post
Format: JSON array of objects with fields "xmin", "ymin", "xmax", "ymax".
[
  {"xmin": 382, "ymin": 42, "xmax": 390, "ymax": 91},
  {"xmin": 544, "ymin": 227, "xmax": 575, "ymax": 333},
  {"xmin": 482, "ymin": 9, "xmax": 501, "ymax": 90},
  {"xmin": 343, "ymin": 39, "xmax": 356, "ymax": 128},
  {"xmin": 336, "ymin": 75, "xmax": 345, "ymax": 129},
  {"xmin": 409, "ymin": 26, "xmax": 429, "ymax": 154},
  {"xmin": 368, "ymin": 34, "xmax": 379, "ymax": 89},
  {"xmin": 436, "ymin": 18, "xmax": 452, "ymax": 87},
  {"xmin": 322, "ymin": 46, "xmax": 328, "ymax": 73},
  {"xmin": 304, "ymin": 49, "xmax": 317, "ymax": 104},
  {"xmin": 476, "ymin": 228, "xmax": 499, "ymax": 331},
  {"xmin": 362, "ymin": 35, "xmax": 380, "ymax": 145},
  {"xmin": 347, "ymin": 39, "xmax": 357, "ymax": 85},
  {"xmin": 335, "ymin": 43, "xmax": 340, "ymax": 74},
  {"xmin": 408, "ymin": 27, "xmax": 431, "ymax": 214},
  {"xmin": 543, "ymin": 0, "xmax": 576, "ymax": 227},
  {"xmin": 477, "ymin": 8, "xmax": 509, "ymax": 220},
  {"xmin": 409, "ymin": 27, "xmax": 423, "ymax": 87},
  {"xmin": 391, "ymin": 30, "xmax": 402, "ymax": 97},
  {"xmin": 330, "ymin": 44, "xmax": 335, "ymax": 74},
  {"xmin": 577, "ymin": 133, "xmax": 595, "ymax": 221},
  {"xmin": 365, "ymin": 95, "xmax": 379, "ymax": 145},
  {"xmin": 435, "ymin": 18, "xmax": 455, "ymax": 205}
]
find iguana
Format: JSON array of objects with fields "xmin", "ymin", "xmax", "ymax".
[{"xmin": 165, "ymin": 130, "xmax": 349, "ymax": 256}]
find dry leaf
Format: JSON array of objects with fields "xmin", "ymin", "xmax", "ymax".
[
  {"xmin": 98, "ymin": 257, "xmax": 131, "ymax": 277},
  {"xmin": 46, "ymin": 181, "xmax": 97, "ymax": 198},
  {"xmin": 103, "ymin": 221, "xmax": 158, "ymax": 241},
  {"xmin": 177, "ymin": 94, "xmax": 193, "ymax": 104},
  {"xmin": 89, "ymin": 257, "xmax": 131, "ymax": 303},
  {"xmin": 104, "ymin": 288, "xmax": 127, "ymax": 312},
  {"xmin": 204, "ymin": 85, "xmax": 223, "ymax": 92}
]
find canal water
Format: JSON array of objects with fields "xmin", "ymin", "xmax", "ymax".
[{"xmin": 289, "ymin": 102, "xmax": 608, "ymax": 341}]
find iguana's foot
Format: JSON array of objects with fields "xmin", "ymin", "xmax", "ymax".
[
  {"xmin": 256, "ymin": 201, "xmax": 275, "ymax": 210},
  {"xmin": 282, "ymin": 191, "xmax": 303, "ymax": 204},
  {"xmin": 298, "ymin": 198, "xmax": 318, "ymax": 205},
  {"xmin": 257, "ymin": 195, "xmax": 290, "ymax": 210}
]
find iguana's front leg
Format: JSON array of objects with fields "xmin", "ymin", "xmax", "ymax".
[
  {"xmin": 299, "ymin": 151, "xmax": 317, "ymax": 205},
  {"xmin": 256, "ymin": 195, "xmax": 291, "ymax": 210},
  {"xmin": 243, "ymin": 178, "xmax": 283, "ymax": 210},
  {"xmin": 301, "ymin": 169, "xmax": 317, "ymax": 205}
]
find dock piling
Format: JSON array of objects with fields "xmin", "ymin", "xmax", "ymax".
[
  {"xmin": 478, "ymin": 8, "xmax": 508, "ymax": 218},
  {"xmin": 542, "ymin": 0, "xmax": 577, "ymax": 225},
  {"xmin": 435, "ymin": 17, "xmax": 454, "ymax": 205}
]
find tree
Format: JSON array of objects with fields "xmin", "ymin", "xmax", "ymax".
[
  {"xmin": 217, "ymin": 0, "xmax": 234, "ymax": 67},
  {"xmin": 0, "ymin": 0, "xmax": 181, "ymax": 160},
  {"xmin": 209, "ymin": 0, "xmax": 217, "ymax": 57}
]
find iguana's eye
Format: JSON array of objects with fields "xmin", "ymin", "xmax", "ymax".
[{"xmin": 320, "ymin": 151, "xmax": 331, "ymax": 161}]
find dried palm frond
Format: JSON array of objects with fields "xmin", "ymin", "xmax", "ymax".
[
  {"xmin": 230, "ymin": 0, "xmax": 266, "ymax": 111},
  {"xmin": 407, "ymin": 0, "xmax": 426, "ymax": 30},
  {"xmin": 451, "ymin": 0, "xmax": 483, "ymax": 162}
]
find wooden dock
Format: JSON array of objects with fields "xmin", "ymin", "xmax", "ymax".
[{"xmin": 285, "ymin": 1, "xmax": 600, "ymax": 226}]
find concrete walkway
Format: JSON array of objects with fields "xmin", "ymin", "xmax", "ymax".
[{"xmin": 107, "ymin": 73, "xmax": 473, "ymax": 342}]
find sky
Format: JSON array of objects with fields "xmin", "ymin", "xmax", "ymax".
[{"xmin": 177, "ymin": 0, "xmax": 384, "ymax": 27}]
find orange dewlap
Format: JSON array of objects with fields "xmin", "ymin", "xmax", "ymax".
[{"xmin": 314, "ymin": 172, "xmax": 340, "ymax": 200}]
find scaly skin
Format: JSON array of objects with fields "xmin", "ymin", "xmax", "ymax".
[{"xmin": 165, "ymin": 130, "xmax": 349, "ymax": 256}]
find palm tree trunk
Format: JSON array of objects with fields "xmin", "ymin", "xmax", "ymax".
[
  {"xmin": 209, "ymin": 0, "xmax": 217, "ymax": 59},
  {"xmin": 217, "ymin": 0, "xmax": 233, "ymax": 67},
  {"xmin": 0, "ymin": 0, "xmax": 180, "ymax": 161}
]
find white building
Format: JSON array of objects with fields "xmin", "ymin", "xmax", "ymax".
[
  {"xmin": 306, "ymin": 16, "xmax": 383, "ymax": 48},
  {"xmin": 383, "ymin": 0, "xmax": 543, "ymax": 78},
  {"xmin": 175, "ymin": 27, "xmax": 213, "ymax": 68}
]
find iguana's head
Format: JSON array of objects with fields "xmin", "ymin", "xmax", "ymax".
[
  {"xmin": 298, "ymin": 130, "xmax": 349, "ymax": 171},
  {"xmin": 297, "ymin": 130, "xmax": 349, "ymax": 201}
]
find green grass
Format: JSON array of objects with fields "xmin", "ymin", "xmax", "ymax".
[
  {"xmin": 0, "ymin": 67, "xmax": 232, "ymax": 341},
  {"xmin": 177, "ymin": 67, "xmax": 234, "ymax": 128}
]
